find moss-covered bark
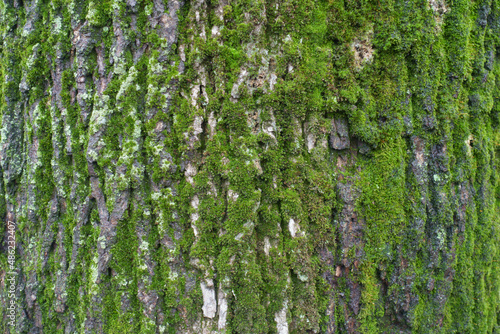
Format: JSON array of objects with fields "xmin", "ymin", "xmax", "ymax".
[{"xmin": 0, "ymin": 0, "xmax": 499, "ymax": 333}]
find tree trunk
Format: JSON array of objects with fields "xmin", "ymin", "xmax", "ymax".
[{"xmin": 0, "ymin": 0, "xmax": 499, "ymax": 333}]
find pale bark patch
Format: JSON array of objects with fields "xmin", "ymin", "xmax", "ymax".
[{"xmin": 201, "ymin": 279, "xmax": 217, "ymax": 318}]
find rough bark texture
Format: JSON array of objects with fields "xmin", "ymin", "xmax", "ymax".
[{"xmin": 0, "ymin": 0, "xmax": 499, "ymax": 333}]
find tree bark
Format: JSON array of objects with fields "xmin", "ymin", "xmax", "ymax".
[{"xmin": 0, "ymin": 0, "xmax": 499, "ymax": 333}]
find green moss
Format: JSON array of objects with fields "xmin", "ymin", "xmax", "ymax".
[{"xmin": 0, "ymin": 0, "xmax": 499, "ymax": 332}]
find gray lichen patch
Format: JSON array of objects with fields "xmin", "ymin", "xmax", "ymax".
[
  {"xmin": 329, "ymin": 118, "xmax": 350, "ymax": 150},
  {"xmin": 428, "ymin": 0, "xmax": 449, "ymax": 29},
  {"xmin": 350, "ymin": 28, "xmax": 374, "ymax": 70}
]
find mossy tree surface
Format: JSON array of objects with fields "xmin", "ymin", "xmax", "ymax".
[{"xmin": 0, "ymin": 0, "xmax": 499, "ymax": 333}]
